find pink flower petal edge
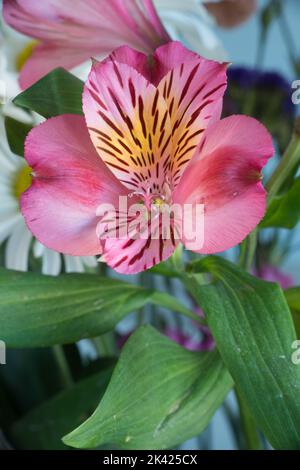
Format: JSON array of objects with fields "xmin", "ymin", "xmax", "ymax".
[
  {"xmin": 173, "ymin": 115, "xmax": 274, "ymax": 253},
  {"xmin": 22, "ymin": 114, "xmax": 128, "ymax": 256}
]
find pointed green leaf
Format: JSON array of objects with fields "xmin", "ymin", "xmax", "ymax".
[
  {"xmin": 285, "ymin": 287, "xmax": 300, "ymax": 313},
  {"xmin": 4, "ymin": 116, "xmax": 32, "ymax": 157},
  {"xmin": 261, "ymin": 178, "xmax": 300, "ymax": 229},
  {"xmin": 13, "ymin": 68, "xmax": 84, "ymax": 118},
  {"xmin": 12, "ymin": 365, "xmax": 114, "ymax": 450},
  {"xmin": 0, "ymin": 268, "xmax": 198, "ymax": 347},
  {"xmin": 186, "ymin": 256, "xmax": 300, "ymax": 450},
  {"xmin": 0, "ymin": 269, "xmax": 150, "ymax": 347},
  {"xmin": 63, "ymin": 325, "xmax": 233, "ymax": 450},
  {"xmin": 285, "ymin": 287, "xmax": 300, "ymax": 337}
]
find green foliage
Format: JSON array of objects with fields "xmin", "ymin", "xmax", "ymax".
[
  {"xmin": 12, "ymin": 365, "xmax": 114, "ymax": 450},
  {"xmin": 13, "ymin": 68, "xmax": 84, "ymax": 118},
  {"xmin": 0, "ymin": 268, "xmax": 198, "ymax": 347},
  {"xmin": 186, "ymin": 256, "xmax": 300, "ymax": 450},
  {"xmin": 4, "ymin": 116, "xmax": 32, "ymax": 157},
  {"xmin": 261, "ymin": 178, "xmax": 300, "ymax": 229},
  {"xmin": 63, "ymin": 326, "xmax": 232, "ymax": 449}
]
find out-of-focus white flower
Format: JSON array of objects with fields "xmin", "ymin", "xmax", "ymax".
[
  {"xmin": 154, "ymin": 0, "xmax": 227, "ymax": 62},
  {"xmin": 72, "ymin": 0, "xmax": 227, "ymax": 82},
  {"xmin": 0, "ymin": 25, "xmax": 26, "ymax": 119}
]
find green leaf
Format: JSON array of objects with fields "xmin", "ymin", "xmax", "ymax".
[
  {"xmin": 285, "ymin": 287, "xmax": 300, "ymax": 313},
  {"xmin": 0, "ymin": 268, "xmax": 198, "ymax": 347},
  {"xmin": 285, "ymin": 288, "xmax": 300, "ymax": 337},
  {"xmin": 261, "ymin": 178, "xmax": 300, "ymax": 229},
  {"xmin": 0, "ymin": 348, "xmax": 65, "ymax": 414},
  {"xmin": 63, "ymin": 325, "xmax": 233, "ymax": 450},
  {"xmin": 0, "ymin": 269, "xmax": 150, "ymax": 347},
  {"xmin": 186, "ymin": 256, "xmax": 300, "ymax": 450},
  {"xmin": 13, "ymin": 68, "xmax": 84, "ymax": 118},
  {"xmin": 12, "ymin": 365, "xmax": 114, "ymax": 450},
  {"xmin": 4, "ymin": 116, "xmax": 32, "ymax": 157}
]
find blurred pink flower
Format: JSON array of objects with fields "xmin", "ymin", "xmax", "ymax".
[
  {"xmin": 165, "ymin": 307, "xmax": 214, "ymax": 352},
  {"xmin": 3, "ymin": 0, "xmax": 170, "ymax": 89},
  {"xmin": 255, "ymin": 265, "xmax": 294, "ymax": 290},
  {"xmin": 205, "ymin": 0, "xmax": 257, "ymax": 28},
  {"xmin": 118, "ymin": 309, "xmax": 214, "ymax": 352}
]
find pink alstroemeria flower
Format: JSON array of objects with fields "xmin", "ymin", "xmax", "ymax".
[
  {"xmin": 21, "ymin": 42, "xmax": 274, "ymax": 274},
  {"xmin": 3, "ymin": 0, "xmax": 170, "ymax": 89}
]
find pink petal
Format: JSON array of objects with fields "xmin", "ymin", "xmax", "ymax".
[
  {"xmin": 18, "ymin": 44, "xmax": 93, "ymax": 90},
  {"xmin": 107, "ymin": 46, "xmax": 150, "ymax": 79},
  {"xmin": 22, "ymin": 114, "xmax": 127, "ymax": 256},
  {"xmin": 174, "ymin": 115, "xmax": 274, "ymax": 253},
  {"xmin": 3, "ymin": 0, "xmax": 169, "ymax": 89},
  {"xmin": 155, "ymin": 42, "xmax": 228, "ymax": 184},
  {"xmin": 100, "ymin": 215, "xmax": 179, "ymax": 274},
  {"xmin": 105, "ymin": 43, "xmax": 228, "ymax": 188},
  {"xmin": 153, "ymin": 41, "xmax": 201, "ymax": 84},
  {"xmin": 83, "ymin": 59, "xmax": 172, "ymax": 192}
]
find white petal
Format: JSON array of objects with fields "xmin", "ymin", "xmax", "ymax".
[
  {"xmin": 0, "ymin": 199, "xmax": 19, "ymax": 215},
  {"xmin": 41, "ymin": 248, "xmax": 62, "ymax": 276},
  {"xmin": 155, "ymin": 0, "xmax": 227, "ymax": 61},
  {"xmin": 0, "ymin": 212, "xmax": 22, "ymax": 244},
  {"xmin": 33, "ymin": 239, "xmax": 45, "ymax": 258},
  {"xmin": 64, "ymin": 255, "xmax": 85, "ymax": 273},
  {"xmin": 81, "ymin": 256, "xmax": 97, "ymax": 268},
  {"xmin": 5, "ymin": 218, "xmax": 32, "ymax": 271}
]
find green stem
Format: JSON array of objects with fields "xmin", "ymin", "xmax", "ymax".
[
  {"xmin": 266, "ymin": 119, "xmax": 300, "ymax": 203},
  {"xmin": 93, "ymin": 333, "xmax": 116, "ymax": 357},
  {"xmin": 52, "ymin": 345, "xmax": 73, "ymax": 389},
  {"xmin": 278, "ymin": 8, "xmax": 297, "ymax": 70},
  {"xmin": 239, "ymin": 229, "xmax": 258, "ymax": 272},
  {"xmin": 151, "ymin": 291, "xmax": 206, "ymax": 326},
  {"xmin": 235, "ymin": 389, "xmax": 262, "ymax": 450},
  {"xmin": 223, "ymin": 401, "xmax": 242, "ymax": 449},
  {"xmin": 255, "ymin": 31, "xmax": 266, "ymax": 69}
]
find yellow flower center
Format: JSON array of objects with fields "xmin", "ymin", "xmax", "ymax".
[
  {"xmin": 16, "ymin": 40, "xmax": 39, "ymax": 71},
  {"xmin": 14, "ymin": 165, "xmax": 32, "ymax": 200},
  {"xmin": 152, "ymin": 197, "xmax": 166, "ymax": 208}
]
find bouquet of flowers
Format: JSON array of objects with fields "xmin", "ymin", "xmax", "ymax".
[{"xmin": 0, "ymin": 0, "xmax": 299, "ymax": 452}]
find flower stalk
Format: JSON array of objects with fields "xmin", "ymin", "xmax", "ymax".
[
  {"xmin": 235, "ymin": 389, "xmax": 262, "ymax": 450},
  {"xmin": 52, "ymin": 345, "xmax": 73, "ymax": 389},
  {"xmin": 266, "ymin": 117, "xmax": 300, "ymax": 203}
]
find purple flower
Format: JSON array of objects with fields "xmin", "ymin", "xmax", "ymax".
[{"xmin": 255, "ymin": 265, "xmax": 294, "ymax": 290}]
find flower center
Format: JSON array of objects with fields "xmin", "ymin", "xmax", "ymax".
[
  {"xmin": 14, "ymin": 165, "xmax": 32, "ymax": 200},
  {"xmin": 129, "ymin": 180, "xmax": 173, "ymax": 213},
  {"xmin": 152, "ymin": 197, "xmax": 166, "ymax": 207},
  {"xmin": 16, "ymin": 40, "xmax": 39, "ymax": 72},
  {"xmin": 151, "ymin": 196, "xmax": 171, "ymax": 214}
]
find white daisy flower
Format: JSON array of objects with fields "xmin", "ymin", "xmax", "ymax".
[
  {"xmin": 0, "ymin": 20, "xmax": 97, "ymax": 275},
  {"xmin": 0, "ymin": 117, "xmax": 97, "ymax": 275}
]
